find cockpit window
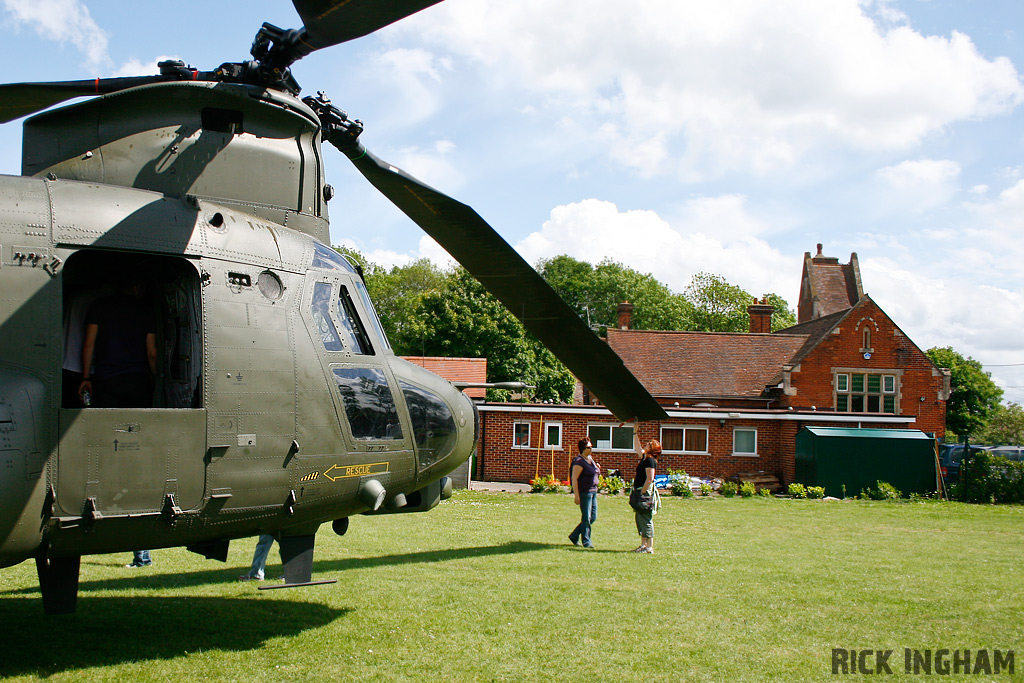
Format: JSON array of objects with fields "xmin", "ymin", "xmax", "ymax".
[
  {"xmin": 311, "ymin": 282, "xmax": 343, "ymax": 351},
  {"xmin": 338, "ymin": 285, "xmax": 374, "ymax": 355},
  {"xmin": 400, "ymin": 380, "xmax": 457, "ymax": 471},
  {"xmin": 312, "ymin": 243, "xmax": 358, "ymax": 274},
  {"xmin": 355, "ymin": 280, "xmax": 391, "ymax": 350},
  {"xmin": 333, "ymin": 367, "xmax": 403, "ymax": 440}
]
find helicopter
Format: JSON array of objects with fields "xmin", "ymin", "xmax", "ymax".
[{"xmin": 0, "ymin": 0, "xmax": 668, "ymax": 615}]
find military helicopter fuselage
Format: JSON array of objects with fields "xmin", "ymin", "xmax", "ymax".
[{"xmin": 0, "ymin": 80, "xmax": 477, "ymax": 612}]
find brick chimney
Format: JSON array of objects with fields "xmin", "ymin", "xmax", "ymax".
[
  {"xmin": 748, "ymin": 297, "xmax": 774, "ymax": 333},
  {"xmin": 617, "ymin": 301, "xmax": 634, "ymax": 330}
]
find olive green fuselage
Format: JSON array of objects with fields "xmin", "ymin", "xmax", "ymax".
[{"xmin": 0, "ymin": 82, "xmax": 476, "ymax": 570}]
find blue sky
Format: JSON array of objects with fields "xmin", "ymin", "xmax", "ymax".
[{"xmin": 2, "ymin": 0, "xmax": 1023, "ymax": 403}]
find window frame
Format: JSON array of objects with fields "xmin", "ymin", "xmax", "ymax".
[
  {"xmin": 512, "ymin": 422, "xmax": 532, "ymax": 449},
  {"xmin": 834, "ymin": 370, "xmax": 900, "ymax": 414},
  {"xmin": 732, "ymin": 427, "xmax": 758, "ymax": 457},
  {"xmin": 660, "ymin": 425, "xmax": 710, "ymax": 455},
  {"xmin": 587, "ymin": 423, "xmax": 635, "ymax": 451},
  {"xmin": 543, "ymin": 422, "xmax": 563, "ymax": 450}
]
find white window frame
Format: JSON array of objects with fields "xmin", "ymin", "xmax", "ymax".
[
  {"xmin": 512, "ymin": 422, "xmax": 531, "ymax": 449},
  {"xmin": 836, "ymin": 373, "xmax": 849, "ymax": 392},
  {"xmin": 660, "ymin": 425, "xmax": 710, "ymax": 454},
  {"xmin": 544, "ymin": 422, "xmax": 563, "ymax": 450},
  {"xmin": 587, "ymin": 423, "xmax": 635, "ymax": 451},
  {"xmin": 732, "ymin": 428, "xmax": 758, "ymax": 457}
]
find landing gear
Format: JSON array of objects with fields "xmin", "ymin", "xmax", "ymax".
[{"xmin": 35, "ymin": 553, "xmax": 81, "ymax": 615}]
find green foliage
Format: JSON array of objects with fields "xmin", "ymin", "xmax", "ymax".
[
  {"xmin": 860, "ymin": 481, "xmax": 902, "ymax": 500},
  {"xmin": 598, "ymin": 475, "xmax": 625, "ymax": 495},
  {"xmin": 362, "ymin": 257, "xmax": 447, "ymax": 351},
  {"xmin": 720, "ymin": 480, "xmax": 739, "ymax": 497},
  {"xmin": 952, "ymin": 451, "xmax": 1024, "ymax": 504},
  {"xmin": 739, "ymin": 481, "xmax": 756, "ymax": 497},
  {"xmin": 530, "ymin": 474, "xmax": 565, "ymax": 493},
  {"xmin": 757, "ymin": 486, "xmax": 773, "ymax": 497},
  {"xmin": 974, "ymin": 402, "xmax": 1024, "ymax": 445},
  {"xmin": 806, "ymin": 486, "xmax": 826, "ymax": 499},
  {"xmin": 762, "ymin": 292, "xmax": 798, "ymax": 331},
  {"xmin": 926, "ymin": 346, "xmax": 1003, "ymax": 438},
  {"xmin": 788, "ymin": 483, "xmax": 808, "ymax": 498},
  {"xmin": 668, "ymin": 469, "xmax": 694, "ymax": 497},
  {"xmin": 537, "ymin": 255, "xmax": 692, "ymax": 332},
  {"xmin": 684, "ymin": 272, "xmax": 752, "ymax": 332},
  {"xmin": 700, "ymin": 482, "xmax": 714, "ymax": 496}
]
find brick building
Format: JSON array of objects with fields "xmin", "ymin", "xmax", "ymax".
[{"xmin": 472, "ymin": 245, "xmax": 950, "ymax": 486}]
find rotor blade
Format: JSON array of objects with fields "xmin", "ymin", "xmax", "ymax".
[
  {"xmin": 0, "ymin": 77, "xmax": 167, "ymax": 124},
  {"xmin": 340, "ymin": 142, "xmax": 668, "ymax": 422},
  {"xmin": 293, "ymin": 0, "xmax": 444, "ymax": 50}
]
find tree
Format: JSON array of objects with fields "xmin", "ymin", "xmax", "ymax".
[
  {"xmin": 403, "ymin": 268, "xmax": 576, "ymax": 402},
  {"xmin": 926, "ymin": 346, "xmax": 1003, "ymax": 439},
  {"xmin": 975, "ymin": 402, "xmax": 1024, "ymax": 445},
  {"xmin": 762, "ymin": 292, "xmax": 798, "ymax": 331},
  {"xmin": 364, "ymin": 258, "xmax": 447, "ymax": 354},
  {"xmin": 683, "ymin": 272, "xmax": 752, "ymax": 332}
]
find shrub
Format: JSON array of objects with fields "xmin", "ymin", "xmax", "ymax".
[
  {"xmin": 739, "ymin": 481, "xmax": 756, "ymax": 497},
  {"xmin": 599, "ymin": 475, "xmax": 625, "ymax": 495},
  {"xmin": 700, "ymin": 482, "xmax": 713, "ymax": 497},
  {"xmin": 954, "ymin": 451, "xmax": 1024, "ymax": 504},
  {"xmin": 788, "ymin": 483, "xmax": 807, "ymax": 499},
  {"xmin": 806, "ymin": 486, "xmax": 826, "ymax": 499},
  {"xmin": 668, "ymin": 468, "xmax": 694, "ymax": 497},
  {"xmin": 861, "ymin": 480, "xmax": 901, "ymax": 500},
  {"xmin": 720, "ymin": 481, "xmax": 738, "ymax": 497},
  {"xmin": 757, "ymin": 486, "xmax": 772, "ymax": 497},
  {"xmin": 529, "ymin": 474, "xmax": 563, "ymax": 493}
]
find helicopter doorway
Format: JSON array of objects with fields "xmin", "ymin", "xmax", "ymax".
[{"xmin": 56, "ymin": 251, "xmax": 206, "ymax": 517}]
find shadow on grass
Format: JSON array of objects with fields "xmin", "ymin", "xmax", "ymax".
[
  {"xmin": 0, "ymin": 596, "xmax": 345, "ymax": 678},
  {"xmin": 2, "ymin": 540, "xmax": 555, "ymax": 597}
]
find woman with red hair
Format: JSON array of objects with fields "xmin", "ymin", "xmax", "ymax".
[{"xmin": 631, "ymin": 434, "xmax": 661, "ymax": 553}]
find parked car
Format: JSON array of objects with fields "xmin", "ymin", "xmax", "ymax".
[
  {"xmin": 985, "ymin": 446, "xmax": 1024, "ymax": 462},
  {"xmin": 938, "ymin": 444, "xmax": 988, "ymax": 486},
  {"xmin": 939, "ymin": 444, "xmax": 1024, "ymax": 485}
]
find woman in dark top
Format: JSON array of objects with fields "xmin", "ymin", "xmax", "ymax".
[
  {"xmin": 632, "ymin": 435, "xmax": 661, "ymax": 553},
  {"xmin": 568, "ymin": 438, "xmax": 601, "ymax": 548}
]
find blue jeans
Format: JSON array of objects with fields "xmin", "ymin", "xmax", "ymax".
[
  {"xmin": 247, "ymin": 534, "xmax": 276, "ymax": 579},
  {"xmin": 132, "ymin": 550, "xmax": 151, "ymax": 566},
  {"xmin": 570, "ymin": 492, "xmax": 598, "ymax": 547}
]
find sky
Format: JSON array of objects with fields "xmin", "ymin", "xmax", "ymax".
[{"xmin": 1, "ymin": 0, "xmax": 1023, "ymax": 403}]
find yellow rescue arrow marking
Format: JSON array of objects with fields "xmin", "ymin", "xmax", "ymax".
[{"xmin": 322, "ymin": 462, "xmax": 390, "ymax": 482}]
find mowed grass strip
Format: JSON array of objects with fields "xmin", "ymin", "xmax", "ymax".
[{"xmin": 1, "ymin": 492, "xmax": 1021, "ymax": 682}]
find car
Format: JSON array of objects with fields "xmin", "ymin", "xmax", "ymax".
[{"xmin": 938, "ymin": 443, "xmax": 988, "ymax": 486}]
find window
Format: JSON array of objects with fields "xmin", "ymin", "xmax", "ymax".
[
  {"xmin": 513, "ymin": 422, "xmax": 531, "ymax": 448},
  {"xmin": 588, "ymin": 423, "xmax": 634, "ymax": 450},
  {"xmin": 338, "ymin": 285, "xmax": 373, "ymax": 355},
  {"xmin": 332, "ymin": 367, "xmax": 402, "ymax": 440},
  {"xmin": 661, "ymin": 426, "xmax": 708, "ymax": 453},
  {"xmin": 835, "ymin": 372, "xmax": 898, "ymax": 413},
  {"xmin": 355, "ymin": 280, "xmax": 391, "ymax": 350},
  {"xmin": 733, "ymin": 428, "xmax": 757, "ymax": 456},
  {"xmin": 311, "ymin": 282, "xmax": 343, "ymax": 351},
  {"xmin": 544, "ymin": 422, "xmax": 562, "ymax": 449},
  {"xmin": 400, "ymin": 380, "xmax": 456, "ymax": 471}
]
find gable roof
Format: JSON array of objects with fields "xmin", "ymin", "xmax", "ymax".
[{"xmin": 606, "ymin": 328, "xmax": 808, "ymax": 399}]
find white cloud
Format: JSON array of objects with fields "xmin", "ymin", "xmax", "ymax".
[
  {"xmin": 515, "ymin": 198, "xmax": 797, "ymax": 300},
  {"xmin": 386, "ymin": 0, "xmax": 1023, "ymax": 179},
  {"xmin": 875, "ymin": 158, "xmax": 961, "ymax": 212},
  {"xmin": 112, "ymin": 55, "xmax": 178, "ymax": 78},
  {"xmin": 3, "ymin": 0, "xmax": 108, "ymax": 69}
]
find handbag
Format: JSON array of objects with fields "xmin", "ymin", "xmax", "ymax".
[{"xmin": 629, "ymin": 488, "xmax": 653, "ymax": 512}]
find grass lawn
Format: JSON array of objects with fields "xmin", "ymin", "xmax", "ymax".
[{"xmin": 1, "ymin": 491, "xmax": 1022, "ymax": 682}]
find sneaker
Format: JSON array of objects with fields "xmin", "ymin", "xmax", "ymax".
[
  {"xmin": 238, "ymin": 574, "xmax": 258, "ymax": 582},
  {"xmin": 582, "ymin": 543, "xmax": 594, "ymax": 548},
  {"xmin": 568, "ymin": 535, "xmax": 579, "ymax": 546},
  {"xmin": 632, "ymin": 546, "xmax": 645, "ymax": 553},
  {"xmin": 641, "ymin": 547, "xmax": 654, "ymax": 554},
  {"xmin": 125, "ymin": 561, "xmax": 152, "ymax": 568}
]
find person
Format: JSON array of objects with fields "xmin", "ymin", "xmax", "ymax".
[
  {"xmin": 568, "ymin": 438, "xmax": 600, "ymax": 548},
  {"xmin": 126, "ymin": 550, "xmax": 152, "ymax": 568},
  {"xmin": 238, "ymin": 534, "xmax": 279, "ymax": 581},
  {"xmin": 78, "ymin": 276, "xmax": 157, "ymax": 409},
  {"xmin": 62, "ymin": 288, "xmax": 101, "ymax": 407},
  {"xmin": 632, "ymin": 434, "xmax": 661, "ymax": 554},
  {"xmin": 80, "ymin": 275, "xmax": 158, "ymax": 567}
]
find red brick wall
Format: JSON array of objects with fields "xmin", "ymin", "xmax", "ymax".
[{"xmin": 780, "ymin": 299, "xmax": 947, "ymax": 438}]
